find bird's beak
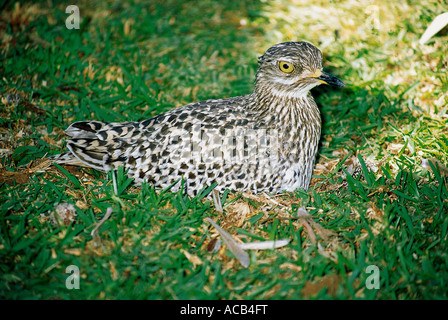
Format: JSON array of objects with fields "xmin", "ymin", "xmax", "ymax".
[{"xmin": 316, "ymin": 71, "xmax": 345, "ymax": 87}]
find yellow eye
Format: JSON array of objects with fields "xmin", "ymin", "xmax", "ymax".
[{"xmin": 278, "ymin": 61, "xmax": 295, "ymax": 74}]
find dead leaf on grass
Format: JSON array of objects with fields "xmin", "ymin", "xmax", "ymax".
[
  {"xmin": 301, "ymin": 274, "xmax": 343, "ymax": 298},
  {"xmin": 181, "ymin": 249, "xmax": 203, "ymax": 267}
]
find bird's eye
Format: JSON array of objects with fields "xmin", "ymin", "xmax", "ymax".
[{"xmin": 278, "ymin": 61, "xmax": 295, "ymax": 74}]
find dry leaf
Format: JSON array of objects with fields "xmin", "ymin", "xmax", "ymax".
[
  {"xmin": 181, "ymin": 249, "xmax": 203, "ymax": 266},
  {"xmin": 280, "ymin": 262, "xmax": 303, "ymax": 273},
  {"xmin": 419, "ymin": 12, "xmax": 448, "ymax": 45},
  {"xmin": 206, "ymin": 238, "xmax": 221, "ymax": 252},
  {"xmin": 205, "ymin": 218, "xmax": 250, "ymax": 268},
  {"xmin": 239, "ymin": 239, "xmax": 289, "ymax": 250},
  {"xmin": 302, "ymin": 274, "xmax": 343, "ymax": 298},
  {"xmin": 64, "ymin": 248, "xmax": 82, "ymax": 256}
]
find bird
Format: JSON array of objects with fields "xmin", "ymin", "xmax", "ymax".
[{"xmin": 50, "ymin": 41, "xmax": 345, "ymax": 196}]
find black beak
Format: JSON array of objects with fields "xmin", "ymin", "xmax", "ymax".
[{"xmin": 317, "ymin": 71, "xmax": 345, "ymax": 87}]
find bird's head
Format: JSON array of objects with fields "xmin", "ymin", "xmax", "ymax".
[{"xmin": 254, "ymin": 41, "xmax": 345, "ymax": 99}]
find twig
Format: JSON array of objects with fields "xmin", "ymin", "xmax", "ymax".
[
  {"xmin": 91, "ymin": 207, "xmax": 113, "ymax": 238},
  {"xmin": 205, "ymin": 217, "xmax": 250, "ymax": 268},
  {"xmin": 205, "ymin": 217, "xmax": 290, "ymax": 268},
  {"xmin": 296, "ymin": 206, "xmax": 336, "ymax": 242},
  {"xmin": 212, "ymin": 189, "xmax": 223, "ymax": 213},
  {"xmin": 262, "ymin": 192, "xmax": 287, "ymax": 208},
  {"xmin": 111, "ymin": 169, "xmax": 118, "ymax": 195}
]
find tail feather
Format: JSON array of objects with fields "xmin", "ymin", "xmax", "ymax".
[
  {"xmin": 67, "ymin": 142, "xmax": 106, "ymax": 171},
  {"xmin": 50, "ymin": 121, "xmax": 139, "ymax": 172},
  {"xmin": 48, "ymin": 152, "xmax": 88, "ymax": 167}
]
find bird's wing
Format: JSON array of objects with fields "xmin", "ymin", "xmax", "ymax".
[{"xmin": 51, "ymin": 97, "xmax": 250, "ymax": 172}]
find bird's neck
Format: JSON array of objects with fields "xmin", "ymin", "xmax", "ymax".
[{"xmin": 248, "ymin": 88, "xmax": 321, "ymax": 130}]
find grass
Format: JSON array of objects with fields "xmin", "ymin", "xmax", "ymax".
[{"xmin": 1, "ymin": 0, "xmax": 447, "ymax": 299}]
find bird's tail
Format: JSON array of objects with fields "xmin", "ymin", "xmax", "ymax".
[
  {"xmin": 49, "ymin": 121, "xmax": 126, "ymax": 172},
  {"xmin": 48, "ymin": 151, "xmax": 88, "ymax": 167}
]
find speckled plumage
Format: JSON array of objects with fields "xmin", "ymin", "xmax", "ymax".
[{"xmin": 51, "ymin": 42, "xmax": 344, "ymax": 196}]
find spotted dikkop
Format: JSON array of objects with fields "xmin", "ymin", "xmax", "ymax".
[{"xmin": 51, "ymin": 41, "xmax": 345, "ymax": 196}]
